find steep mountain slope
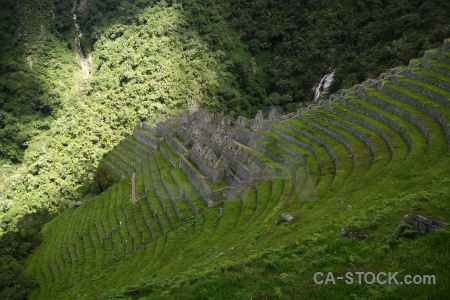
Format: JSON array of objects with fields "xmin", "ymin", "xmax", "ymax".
[
  {"xmin": 2, "ymin": 0, "xmax": 450, "ymax": 236},
  {"xmin": 26, "ymin": 39, "xmax": 450, "ymax": 299}
]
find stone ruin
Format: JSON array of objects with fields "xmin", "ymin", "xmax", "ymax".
[
  {"xmin": 139, "ymin": 106, "xmax": 282, "ymax": 206},
  {"xmin": 402, "ymin": 214, "xmax": 448, "ymax": 235}
]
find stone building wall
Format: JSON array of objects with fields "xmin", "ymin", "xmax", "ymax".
[
  {"xmin": 165, "ymin": 134, "xmax": 187, "ymax": 155},
  {"xmin": 178, "ymin": 156, "xmax": 212, "ymax": 205}
]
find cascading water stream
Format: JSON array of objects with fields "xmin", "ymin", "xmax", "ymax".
[
  {"xmin": 72, "ymin": 1, "xmax": 85, "ymax": 58},
  {"xmin": 314, "ymin": 70, "xmax": 335, "ymax": 101},
  {"xmin": 72, "ymin": 0, "xmax": 92, "ymax": 79}
]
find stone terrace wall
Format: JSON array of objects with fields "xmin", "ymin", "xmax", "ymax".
[
  {"xmin": 178, "ymin": 155, "xmax": 212, "ymax": 205},
  {"xmin": 378, "ymin": 82, "xmax": 450, "ymax": 148},
  {"xmin": 339, "ymin": 99, "xmax": 414, "ymax": 151},
  {"xmin": 359, "ymin": 90, "xmax": 432, "ymax": 147}
]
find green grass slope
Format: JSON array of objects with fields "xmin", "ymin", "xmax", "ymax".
[{"xmin": 25, "ymin": 41, "xmax": 450, "ymax": 299}]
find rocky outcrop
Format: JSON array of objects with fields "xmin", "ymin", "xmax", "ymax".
[
  {"xmin": 339, "ymin": 228, "xmax": 368, "ymax": 240},
  {"xmin": 402, "ymin": 214, "xmax": 448, "ymax": 235}
]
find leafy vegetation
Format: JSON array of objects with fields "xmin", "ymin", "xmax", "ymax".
[
  {"xmin": 0, "ymin": 0, "xmax": 450, "ymax": 298},
  {"xmin": 1, "ymin": 0, "xmax": 450, "ymax": 233},
  {"xmin": 0, "ymin": 209, "xmax": 57, "ymax": 299}
]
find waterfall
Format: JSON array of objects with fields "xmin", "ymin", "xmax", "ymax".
[
  {"xmin": 71, "ymin": 0, "xmax": 92, "ymax": 79},
  {"xmin": 314, "ymin": 70, "xmax": 335, "ymax": 101},
  {"xmin": 72, "ymin": 1, "xmax": 85, "ymax": 58}
]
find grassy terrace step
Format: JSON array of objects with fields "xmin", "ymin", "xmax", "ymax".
[
  {"xmin": 329, "ymin": 103, "xmax": 396, "ymax": 157},
  {"xmin": 303, "ymin": 111, "xmax": 374, "ymax": 195},
  {"xmin": 265, "ymin": 126, "xmax": 331, "ymax": 193},
  {"xmin": 234, "ymin": 141, "xmax": 280, "ymax": 172},
  {"xmin": 135, "ymin": 200, "xmax": 155, "ymax": 243},
  {"xmin": 135, "ymin": 164, "xmax": 145, "ymax": 197},
  {"xmin": 110, "ymin": 149, "xmax": 137, "ymax": 173},
  {"xmin": 312, "ymin": 111, "xmax": 377, "ymax": 157},
  {"xmin": 171, "ymin": 168, "xmax": 206, "ymax": 213},
  {"xmin": 210, "ymin": 198, "xmax": 242, "ymax": 240},
  {"xmin": 246, "ymin": 181, "xmax": 271, "ymax": 225},
  {"xmin": 340, "ymin": 97, "xmax": 414, "ymax": 152},
  {"xmin": 142, "ymin": 155, "xmax": 154, "ymax": 192},
  {"xmin": 101, "ymin": 157, "xmax": 126, "ymax": 178},
  {"xmin": 114, "ymin": 145, "xmax": 141, "ymax": 165},
  {"xmin": 134, "ymin": 128, "xmax": 160, "ymax": 149},
  {"xmin": 364, "ymin": 88, "xmax": 432, "ymax": 146},
  {"xmin": 234, "ymin": 189, "xmax": 258, "ymax": 229},
  {"xmin": 135, "ymin": 127, "xmax": 159, "ymax": 139},
  {"xmin": 144, "ymin": 192, "xmax": 167, "ymax": 235},
  {"xmin": 390, "ymin": 78, "xmax": 450, "ymax": 117},
  {"xmin": 108, "ymin": 152, "xmax": 135, "ymax": 173},
  {"xmin": 33, "ymin": 207, "xmax": 71, "ymax": 293},
  {"xmin": 121, "ymin": 139, "xmax": 149, "ymax": 158},
  {"xmin": 257, "ymin": 135, "xmax": 301, "ymax": 166},
  {"xmin": 396, "ymin": 76, "xmax": 450, "ymax": 107},
  {"xmin": 264, "ymin": 130, "xmax": 305, "ymax": 162},
  {"xmin": 382, "ymin": 82, "xmax": 450, "ymax": 136},
  {"xmin": 424, "ymin": 59, "xmax": 450, "ymax": 76},
  {"xmin": 277, "ymin": 121, "xmax": 337, "ymax": 168},
  {"xmin": 153, "ymin": 150, "xmax": 184, "ymax": 222},
  {"xmin": 294, "ymin": 114, "xmax": 356, "ymax": 162},
  {"xmin": 30, "ymin": 199, "xmax": 92, "ymax": 297},
  {"xmin": 159, "ymin": 140, "xmax": 180, "ymax": 166},
  {"xmin": 368, "ymin": 87, "xmax": 448, "ymax": 162},
  {"xmin": 105, "ymin": 184, "xmax": 123, "ymax": 254},
  {"xmin": 115, "ymin": 180, "xmax": 132, "ymax": 252},
  {"xmin": 181, "ymin": 154, "xmax": 231, "ymax": 193},
  {"xmin": 345, "ymin": 97, "xmax": 429, "ymax": 176},
  {"xmin": 269, "ymin": 126, "xmax": 322, "ymax": 184},
  {"xmin": 411, "ymin": 69, "xmax": 450, "ymax": 88},
  {"xmin": 332, "ymin": 101, "xmax": 409, "ymax": 167},
  {"xmin": 428, "ymin": 59, "xmax": 450, "ymax": 71},
  {"xmin": 287, "ymin": 117, "xmax": 355, "ymax": 197},
  {"xmin": 127, "ymin": 136, "xmax": 155, "ymax": 153},
  {"xmin": 147, "ymin": 152, "xmax": 175, "ymax": 231},
  {"xmin": 162, "ymin": 171, "xmax": 193, "ymax": 220},
  {"xmin": 315, "ymin": 107, "xmax": 390, "ymax": 160},
  {"xmin": 424, "ymin": 47, "xmax": 450, "ymax": 63},
  {"xmin": 115, "ymin": 144, "xmax": 143, "ymax": 164},
  {"xmin": 314, "ymin": 107, "xmax": 393, "ymax": 191},
  {"xmin": 137, "ymin": 195, "xmax": 160, "ymax": 240}
]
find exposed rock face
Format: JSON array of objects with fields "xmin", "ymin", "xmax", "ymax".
[
  {"xmin": 402, "ymin": 214, "xmax": 448, "ymax": 235},
  {"xmin": 281, "ymin": 213, "xmax": 294, "ymax": 222},
  {"xmin": 339, "ymin": 228, "xmax": 368, "ymax": 240}
]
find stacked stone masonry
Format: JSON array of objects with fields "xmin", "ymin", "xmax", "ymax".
[
  {"xmin": 360, "ymin": 91, "xmax": 432, "ymax": 147},
  {"xmin": 312, "ymin": 111, "xmax": 377, "ymax": 156},
  {"xmin": 297, "ymin": 114, "xmax": 356, "ymax": 163},
  {"xmin": 330, "ymin": 107, "xmax": 395, "ymax": 155},
  {"xmin": 377, "ymin": 82, "xmax": 450, "ymax": 148},
  {"xmin": 98, "ymin": 39, "xmax": 450, "ymax": 207}
]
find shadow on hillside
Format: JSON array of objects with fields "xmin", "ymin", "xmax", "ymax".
[
  {"xmin": 0, "ymin": 208, "xmax": 58, "ymax": 299},
  {"xmin": 0, "ymin": 0, "xmax": 77, "ymax": 163}
]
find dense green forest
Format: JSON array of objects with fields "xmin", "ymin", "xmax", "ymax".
[{"xmin": 1, "ymin": 0, "xmax": 450, "ymax": 243}]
